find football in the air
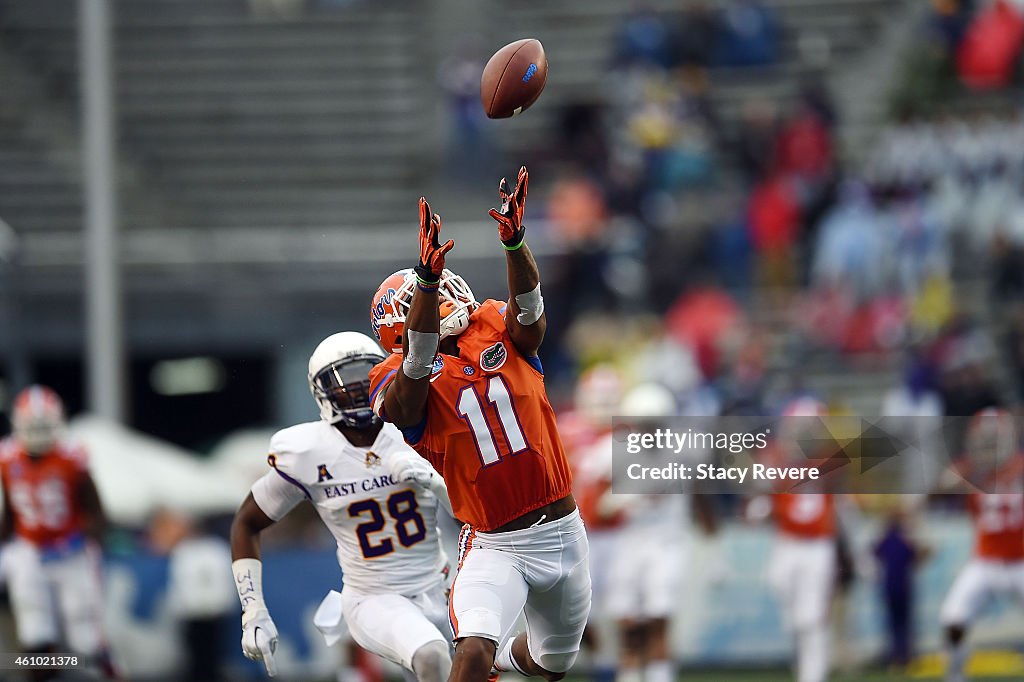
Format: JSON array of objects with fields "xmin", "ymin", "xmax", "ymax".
[{"xmin": 480, "ymin": 38, "xmax": 548, "ymax": 119}]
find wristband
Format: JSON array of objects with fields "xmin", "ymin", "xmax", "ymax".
[
  {"xmin": 233, "ymin": 558, "xmax": 266, "ymax": 615},
  {"xmin": 501, "ymin": 227, "xmax": 526, "ymax": 251},
  {"xmin": 414, "ymin": 265, "xmax": 440, "ymax": 287}
]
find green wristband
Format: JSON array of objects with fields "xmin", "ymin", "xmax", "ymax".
[{"xmin": 502, "ymin": 238, "xmax": 525, "ymax": 251}]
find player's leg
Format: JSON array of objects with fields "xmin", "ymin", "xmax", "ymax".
[
  {"xmin": 637, "ymin": 537, "xmax": 683, "ymax": 682},
  {"xmin": 791, "ymin": 543, "xmax": 834, "ymax": 682},
  {"xmin": 4, "ymin": 540, "xmax": 59, "ymax": 678},
  {"xmin": 605, "ymin": 533, "xmax": 644, "ymax": 682},
  {"xmin": 505, "ymin": 520, "xmax": 591, "ymax": 682},
  {"xmin": 341, "ymin": 590, "xmax": 451, "ymax": 682},
  {"xmin": 448, "ymin": 544, "xmax": 528, "ymax": 682},
  {"xmin": 939, "ymin": 561, "xmax": 992, "ymax": 682},
  {"xmin": 52, "ymin": 545, "xmax": 119, "ymax": 679}
]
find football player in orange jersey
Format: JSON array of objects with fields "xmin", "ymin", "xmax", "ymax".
[
  {"xmin": 0, "ymin": 386, "xmax": 119, "ymax": 680},
  {"xmin": 751, "ymin": 399, "xmax": 841, "ymax": 682},
  {"xmin": 938, "ymin": 409, "xmax": 1024, "ymax": 682},
  {"xmin": 368, "ymin": 166, "xmax": 590, "ymax": 682}
]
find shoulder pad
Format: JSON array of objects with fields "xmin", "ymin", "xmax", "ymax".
[{"xmin": 267, "ymin": 421, "xmax": 324, "ymax": 479}]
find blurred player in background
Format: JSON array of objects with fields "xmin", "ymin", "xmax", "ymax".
[
  {"xmin": 604, "ymin": 384, "xmax": 717, "ymax": 682},
  {"xmin": 0, "ymin": 385, "xmax": 120, "ymax": 680},
  {"xmin": 561, "ymin": 366, "xmax": 625, "ymax": 681},
  {"xmin": 752, "ymin": 399, "xmax": 841, "ymax": 682},
  {"xmin": 369, "ymin": 167, "xmax": 590, "ymax": 682},
  {"xmin": 230, "ymin": 332, "xmax": 454, "ymax": 681},
  {"xmin": 938, "ymin": 409, "xmax": 1024, "ymax": 682}
]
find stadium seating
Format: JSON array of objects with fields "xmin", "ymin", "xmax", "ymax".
[{"xmin": 0, "ymin": 0, "xmax": 912, "ymax": 234}]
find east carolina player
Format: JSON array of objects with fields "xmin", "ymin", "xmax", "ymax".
[
  {"xmin": 0, "ymin": 385, "xmax": 119, "ymax": 680},
  {"xmin": 368, "ymin": 167, "xmax": 591, "ymax": 682},
  {"xmin": 230, "ymin": 332, "xmax": 455, "ymax": 681},
  {"xmin": 939, "ymin": 409, "xmax": 1024, "ymax": 682}
]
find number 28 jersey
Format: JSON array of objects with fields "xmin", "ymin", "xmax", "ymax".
[
  {"xmin": 250, "ymin": 420, "xmax": 448, "ymax": 596},
  {"xmin": 369, "ymin": 299, "xmax": 573, "ymax": 532}
]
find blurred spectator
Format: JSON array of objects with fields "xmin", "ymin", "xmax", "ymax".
[
  {"xmin": 671, "ymin": 2, "xmax": 719, "ymax": 68},
  {"xmin": 557, "ymin": 102, "xmax": 610, "ymax": 175},
  {"xmin": 150, "ymin": 509, "xmax": 235, "ymax": 682},
  {"xmin": 734, "ymin": 98, "xmax": 779, "ymax": 182},
  {"xmin": 713, "ymin": 0, "xmax": 779, "ymax": 67},
  {"xmin": 613, "ymin": 4, "xmax": 676, "ymax": 71},
  {"xmin": 748, "ymin": 173, "xmax": 801, "ymax": 290},
  {"xmin": 717, "ymin": 337, "xmax": 768, "ymax": 415},
  {"xmin": 543, "ymin": 173, "xmax": 614, "ymax": 379},
  {"xmin": 929, "ymin": 0, "xmax": 974, "ymax": 54},
  {"xmin": 664, "ymin": 286, "xmax": 742, "ymax": 379},
  {"xmin": 1005, "ymin": 304, "xmax": 1024, "ymax": 402},
  {"xmin": 774, "ymin": 99, "xmax": 834, "ymax": 185},
  {"xmin": 811, "ymin": 181, "xmax": 887, "ymax": 300},
  {"xmin": 956, "ymin": 0, "xmax": 1024, "ymax": 90},
  {"xmin": 438, "ymin": 40, "xmax": 493, "ymax": 182},
  {"xmin": 873, "ymin": 509, "xmax": 928, "ymax": 670},
  {"xmin": 932, "ymin": 318, "xmax": 1002, "ymax": 416}
]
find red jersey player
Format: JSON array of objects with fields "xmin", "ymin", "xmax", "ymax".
[
  {"xmin": 368, "ymin": 167, "xmax": 590, "ymax": 682},
  {"xmin": 0, "ymin": 385, "xmax": 118, "ymax": 680},
  {"xmin": 939, "ymin": 409, "xmax": 1024, "ymax": 682}
]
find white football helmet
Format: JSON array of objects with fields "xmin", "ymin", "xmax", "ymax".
[
  {"xmin": 12, "ymin": 385, "xmax": 66, "ymax": 455},
  {"xmin": 308, "ymin": 332, "xmax": 386, "ymax": 428}
]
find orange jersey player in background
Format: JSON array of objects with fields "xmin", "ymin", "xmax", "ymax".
[
  {"xmin": 0, "ymin": 385, "xmax": 120, "ymax": 680},
  {"xmin": 369, "ymin": 166, "xmax": 590, "ymax": 682},
  {"xmin": 939, "ymin": 409, "xmax": 1024, "ymax": 682}
]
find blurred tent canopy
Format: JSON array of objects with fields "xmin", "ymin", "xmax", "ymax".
[{"xmin": 68, "ymin": 415, "xmax": 251, "ymax": 525}]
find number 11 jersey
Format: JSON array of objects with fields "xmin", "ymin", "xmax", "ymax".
[
  {"xmin": 250, "ymin": 420, "xmax": 448, "ymax": 596},
  {"xmin": 369, "ymin": 299, "xmax": 573, "ymax": 532}
]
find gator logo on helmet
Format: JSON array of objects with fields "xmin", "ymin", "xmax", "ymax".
[
  {"xmin": 371, "ymin": 288, "xmax": 398, "ymax": 334},
  {"xmin": 480, "ymin": 342, "xmax": 507, "ymax": 372}
]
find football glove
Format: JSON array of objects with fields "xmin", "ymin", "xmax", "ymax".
[
  {"xmin": 241, "ymin": 607, "xmax": 279, "ymax": 677},
  {"xmin": 415, "ymin": 197, "xmax": 454, "ymax": 285},
  {"xmin": 389, "ymin": 452, "xmax": 440, "ymax": 489},
  {"xmin": 488, "ymin": 165, "xmax": 529, "ymax": 249}
]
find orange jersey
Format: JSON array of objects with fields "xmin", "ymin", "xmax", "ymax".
[
  {"xmin": 0, "ymin": 438, "xmax": 91, "ymax": 546},
  {"xmin": 370, "ymin": 299, "xmax": 573, "ymax": 531},
  {"xmin": 969, "ymin": 493, "xmax": 1024, "ymax": 561},
  {"xmin": 774, "ymin": 493, "xmax": 836, "ymax": 539}
]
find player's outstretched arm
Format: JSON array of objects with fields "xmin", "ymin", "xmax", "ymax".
[
  {"xmin": 231, "ymin": 494, "xmax": 280, "ymax": 677},
  {"xmin": 382, "ymin": 197, "xmax": 451, "ymax": 428},
  {"xmin": 488, "ymin": 166, "xmax": 546, "ymax": 357}
]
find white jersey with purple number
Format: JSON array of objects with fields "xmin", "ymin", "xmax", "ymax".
[{"xmin": 251, "ymin": 420, "xmax": 448, "ymax": 596}]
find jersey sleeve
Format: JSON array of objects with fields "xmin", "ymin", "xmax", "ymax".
[
  {"xmin": 369, "ymin": 354, "xmax": 403, "ymax": 418},
  {"xmin": 250, "ymin": 469, "xmax": 305, "ymax": 521},
  {"xmin": 252, "ymin": 429, "xmax": 314, "ymax": 519}
]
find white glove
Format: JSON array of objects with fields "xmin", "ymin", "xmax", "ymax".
[
  {"xmin": 389, "ymin": 453, "xmax": 439, "ymax": 489},
  {"xmin": 241, "ymin": 607, "xmax": 279, "ymax": 677},
  {"xmin": 389, "ymin": 453, "xmax": 454, "ymax": 516}
]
